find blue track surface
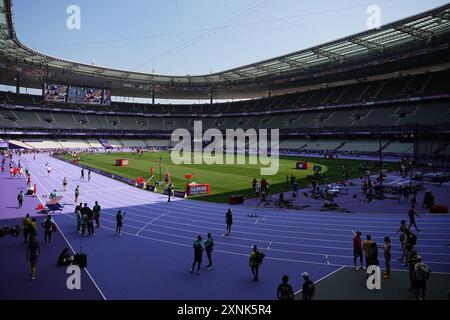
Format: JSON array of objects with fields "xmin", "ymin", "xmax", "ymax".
[{"xmin": 12, "ymin": 154, "xmax": 450, "ymax": 299}]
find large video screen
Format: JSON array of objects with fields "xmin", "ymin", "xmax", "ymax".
[
  {"xmin": 44, "ymin": 83, "xmax": 111, "ymax": 105},
  {"xmin": 43, "ymin": 84, "xmax": 68, "ymax": 102}
]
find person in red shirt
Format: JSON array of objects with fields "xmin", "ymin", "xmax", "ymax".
[
  {"xmin": 353, "ymin": 231, "xmax": 364, "ymax": 270},
  {"xmin": 408, "ymin": 205, "xmax": 421, "ymax": 232}
]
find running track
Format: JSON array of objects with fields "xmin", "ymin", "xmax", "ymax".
[{"xmin": 17, "ymin": 154, "xmax": 450, "ymax": 299}]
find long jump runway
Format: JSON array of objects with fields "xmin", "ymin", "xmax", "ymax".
[{"xmin": 21, "ymin": 154, "xmax": 450, "ymax": 299}]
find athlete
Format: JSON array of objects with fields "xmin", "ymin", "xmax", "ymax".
[
  {"xmin": 204, "ymin": 233, "xmax": 214, "ymax": 271},
  {"xmin": 63, "ymin": 177, "xmax": 68, "ymax": 192},
  {"xmin": 353, "ymin": 231, "xmax": 364, "ymax": 270},
  {"xmin": 225, "ymin": 209, "xmax": 233, "ymax": 236},
  {"xmin": 190, "ymin": 235, "xmax": 205, "ymax": 275}
]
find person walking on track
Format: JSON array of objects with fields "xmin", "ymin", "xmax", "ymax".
[
  {"xmin": 80, "ymin": 168, "xmax": 85, "ymax": 181},
  {"xmin": 26, "ymin": 236, "xmax": 40, "ymax": 281},
  {"xmin": 225, "ymin": 208, "xmax": 233, "ymax": 236},
  {"xmin": 115, "ymin": 210, "xmax": 124, "ymax": 236},
  {"xmin": 63, "ymin": 177, "xmax": 68, "ymax": 192},
  {"xmin": 88, "ymin": 169, "xmax": 91, "ymax": 181},
  {"xmin": 17, "ymin": 190, "xmax": 24, "ymax": 208},
  {"xmin": 74, "ymin": 185, "xmax": 80, "ymax": 203},
  {"xmin": 249, "ymin": 245, "xmax": 265, "ymax": 281},
  {"xmin": 408, "ymin": 205, "xmax": 421, "ymax": 232},
  {"xmin": 93, "ymin": 201, "xmax": 101, "ymax": 228}
]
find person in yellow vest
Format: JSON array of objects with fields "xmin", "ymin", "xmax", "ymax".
[
  {"xmin": 30, "ymin": 218, "xmax": 37, "ymax": 238},
  {"xmin": 22, "ymin": 214, "xmax": 31, "ymax": 243}
]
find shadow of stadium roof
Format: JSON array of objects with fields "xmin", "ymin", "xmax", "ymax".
[{"xmin": 0, "ymin": 0, "xmax": 450, "ymax": 99}]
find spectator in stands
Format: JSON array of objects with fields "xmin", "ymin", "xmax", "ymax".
[
  {"xmin": 190, "ymin": 235, "xmax": 204, "ymax": 275},
  {"xmin": 413, "ymin": 256, "xmax": 431, "ymax": 300},
  {"xmin": 17, "ymin": 190, "xmax": 24, "ymax": 209},
  {"xmin": 26, "ymin": 236, "xmax": 40, "ymax": 281},
  {"xmin": 277, "ymin": 275, "xmax": 294, "ymax": 300},
  {"xmin": 363, "ymin": 235, "xmax": 374, "ymax": 269},
  {"xmin": 408, "ymin": 205, "xmax": 421, "ymax": 232},
  {"xmin": 22, "ymin": 214, "xmax": 31, "ymax": 244},
  {"xmin": 353, "ymin": 231, "xmax": 364, "ymax": 270},
  {"xmin": 93, "ymin": 201, "xmax": 101, "ymax": 228},
  {"xmin": 225, "ymin": 209, "xmax": 233, "ymax": 236},
  {"xmin": 301, "ymin": 272, "xmax": 315, "ymax": 300}
]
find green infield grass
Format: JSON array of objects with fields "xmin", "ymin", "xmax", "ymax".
[{"xmin": 64, "ymin": 152, "xmax": 394, "ymax": 203}]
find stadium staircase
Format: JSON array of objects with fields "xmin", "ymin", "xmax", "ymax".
[
  {"xmin": 380, "ymin": 139, "xmax": 395, "ymax": 152},
  {"xmin": 334, "ymin": 139, "xmax": 350, "ymax": 151}
]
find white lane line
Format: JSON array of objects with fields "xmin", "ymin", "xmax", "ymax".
[
  {"xmin": 325, "ymin": 254, "xmax": 330, "ymax": 265},
  {"xmin": 136, "ymin": 213, "xmax": 169, "ymax": 236}
]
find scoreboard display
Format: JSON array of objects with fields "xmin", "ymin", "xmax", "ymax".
[
  {"xmin": 296, "ymin": 161, "xmax": 309, "ymax": 170},
  {"xmin": 44, "ymin": 83, "xmax": 111, "ymax": 105}
]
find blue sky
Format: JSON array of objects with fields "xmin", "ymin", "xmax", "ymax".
[{"xmin": 13, "ymin": 0, "xmax": 449, "ymax": 76}]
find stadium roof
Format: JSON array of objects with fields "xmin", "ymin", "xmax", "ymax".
[{"xmin": 1, "ymin": 0, "xmax": 450, "ymax": 99}]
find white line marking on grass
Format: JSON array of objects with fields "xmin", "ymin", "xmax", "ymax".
[{"xmin": 136, "ymin": 213, "xmax": 168, "ymax": 235}]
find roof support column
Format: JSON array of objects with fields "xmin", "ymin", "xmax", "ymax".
[
  {"xmin": 152, "ymin": 86, "xmax": 155, "ymax": 105},
  {"xmin": 15, "ymin": 76, "xmax": 20, "ymax": 94}
]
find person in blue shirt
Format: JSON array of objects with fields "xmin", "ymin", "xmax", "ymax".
[{"xmin": 190, "ymin": 235, "xmax": 205, "ymax": 275}]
